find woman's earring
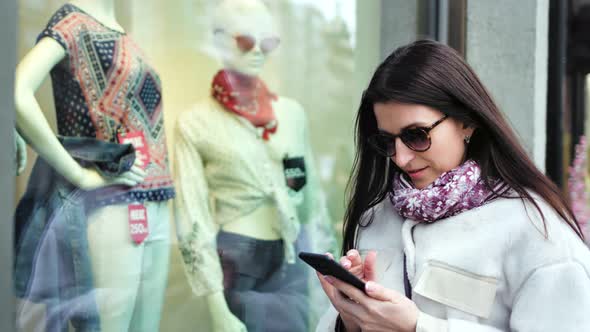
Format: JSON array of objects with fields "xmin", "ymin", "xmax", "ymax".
[{"xmin": 464, "ymin": 136, "xmax": 471, "ymax": 144}]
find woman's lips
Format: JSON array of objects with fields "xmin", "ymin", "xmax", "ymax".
[{"xmin": 406, "ymin": 166, "xmax": 428, "ymax": 179}]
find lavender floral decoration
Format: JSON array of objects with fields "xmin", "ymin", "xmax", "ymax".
[{"xmin": 568, "ymin": 135, "xmax": 590, "ymax": 238}]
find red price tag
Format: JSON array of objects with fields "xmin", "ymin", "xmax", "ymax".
[
  {"xmin": 128, "ymin": 204, "xmax": 149, "ymax": 244},
  {"xmin": 118, "ymin": 131, "xmax": 150, "ymax": 169}
]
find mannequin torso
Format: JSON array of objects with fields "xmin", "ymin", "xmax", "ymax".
[
  {"xmin": 174, "ymin": 91, "xmax": 313, "ymax": 332},
  {"xmin": 172, "ymin": 1, "xmax": 330, "ymax": 331},
  {"xmin": 221, "ymin": 203, "xmax": 281, "ymax": 239},
  {"xmin": 185, "ymin": 95, "xmax": 309, "ymax": 240},
  {"xmin": 69, "ymin": 0, "xmax": 123, "ymax": 33},
  {"xmin": 15, "ymin": 2, "xmax": 174, "ymax": 330},
  {"xmin": 27, "ymin": 3, "xmax": 174, "ymax": 204},
  {"xmin": 15, "ymin": 0, "xmax": 144, "ymax": 190}
]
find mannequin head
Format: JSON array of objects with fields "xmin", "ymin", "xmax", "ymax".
[{"xmin": 212, "ymin": 0, "xmax": 279, "ymax": 76}]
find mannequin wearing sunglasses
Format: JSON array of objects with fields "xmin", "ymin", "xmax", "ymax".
[
  {"xmin": 173, "ymin": 0, "xmax": 335, "ymax": 331},
  {"xmin": 14, "ymin": 0, "xmax": 174, "ymax": 330}
]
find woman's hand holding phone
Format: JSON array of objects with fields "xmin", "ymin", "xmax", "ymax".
[
  {"xmin": 317, "ymin": 250, "xmax": 377, "ymax": 332},
  {"xmin": 316, "ymin": 250, "xmax": 418, "ymax": 332},
  {"xmin": 336, "ymin": 249, "xmax": 378, "ymax": 283}
]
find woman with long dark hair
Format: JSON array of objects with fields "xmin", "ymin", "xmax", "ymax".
[{"xmin": 315, "ymin": 40, "xmax": 590, "ymax": 331}]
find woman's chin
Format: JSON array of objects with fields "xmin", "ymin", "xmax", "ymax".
[{"xmin": 412, "ymin": 177, "xmax": 435, "ymax": 189}]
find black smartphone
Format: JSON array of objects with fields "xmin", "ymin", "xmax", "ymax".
[{"xmin": 298, "ymin": 252, "xmax": 366, "ymax": 292}]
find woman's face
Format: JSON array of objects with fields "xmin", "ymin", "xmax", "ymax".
[{"xmin": 373, "ymin": 102, "xmax": 474, "ymax": 189}]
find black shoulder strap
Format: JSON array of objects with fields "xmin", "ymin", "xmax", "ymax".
[{"xmin": 403, "ymin": 254, "xmax": 412, "ymax": 299}]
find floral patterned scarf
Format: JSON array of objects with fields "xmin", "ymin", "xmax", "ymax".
[{"xmin": 390, "ymin": 160, "xmax": 503, "ymax": 222}]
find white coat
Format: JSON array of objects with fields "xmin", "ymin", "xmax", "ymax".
[{"xmin": 316, "ymin": 194, "xmax": 590, "ymax": 331}]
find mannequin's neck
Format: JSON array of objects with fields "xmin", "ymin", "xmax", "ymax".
[
  {"xmin": 70, "ymin": 0, "xmax": 122, "ymax": 32},
  {"xmin": 224, "ymin": 68, "xmax": 259, "ymax": 80}
]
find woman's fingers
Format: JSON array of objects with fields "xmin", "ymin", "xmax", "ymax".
[
  {"xmin": 325, "ymin": 275, "xmax": 368, "ymax": 306},
  {"xmin": 363, "ymin": 250, "xmax": 378, "ymax": 281},
  {"xmin": 341, "ymin": 250, "xmax": 364, "ymax": 277},
  {"xmin": 364, "ymin": 281, "xmax": 402, "ymax": 302},
  {"xmin": 328, "ymin": 277, "xmax": 365, "ymax": 319},
  {"xmin": 346, "ymin": 249, "xmax": 363, "ymax": 267},
  {"xmin": 348, "ymin": 265, "xmax": 363, "ymax": 278},
  {"xmin": 340, "ymin": 256, "xmax": 352, "ymax": 269},
  {"xmin": 342, "ymin": 250, "xmax": 371, "ymax": 279},
  {"xmin": 316, "ymin": 271, "xmax": 336, "ymax": 300}
]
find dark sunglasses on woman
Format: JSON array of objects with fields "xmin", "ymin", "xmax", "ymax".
[
  {"xmin": 368, "ymin": 115, "xmax": 448, "ymax": 157},
  {"xmin": 214, "ymin": 29, "xmax": 280, "ymax": 54}
]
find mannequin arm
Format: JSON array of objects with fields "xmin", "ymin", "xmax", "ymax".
[
  {"xmin": 173, "ymin": 113, "xmax": 224, "ymax": 294},
  {"xmin": 206, "ymin": 292, "xmax": 246, "ymax": 332},
  {"xmin": 174, "ymin": 113, "xmax": 245, "ymax": 331},
  {"xmin": 15, "ymin": 37, "xmax": 145, "ymax": 189}
]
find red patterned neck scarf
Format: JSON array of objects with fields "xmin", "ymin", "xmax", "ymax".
[{"xmin": 212, "ymin": 69, "xmax": 278, "ymax": 140}]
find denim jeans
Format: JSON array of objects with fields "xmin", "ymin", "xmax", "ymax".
[
  {"xmin": 14, "ymin": 136, "xmax": 136, "ymax": 332},
  {"xmin": 217, "ymin": 230, "xmax": 311, "ymax": 332}
]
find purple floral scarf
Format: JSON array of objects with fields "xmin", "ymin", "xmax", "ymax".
[{"xmin": 390, "ymin": 160, "xmax": 503, "ymax": 222}]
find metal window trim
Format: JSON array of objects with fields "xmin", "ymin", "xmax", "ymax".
[{"xmin": 1, "ymin": 0, "xmax": 17, "ymax": 330}]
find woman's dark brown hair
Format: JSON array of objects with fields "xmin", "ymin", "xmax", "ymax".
[{"xmin": 342, "ymin": 40, "xmax": 583, "ymax": 255}]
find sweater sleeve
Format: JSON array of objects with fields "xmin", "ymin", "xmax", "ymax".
[
  {"xmin": 508, "ymin": 261, "xmax": 590, "ymax": 331},
  {"xmin": 416, "ymin": 312, "xmax": 500, "ymax": 332},
  {"xmin": 173, "ymin": 115, "xmax": 224, "ymax": 297},
  {"xmin": 37, "ymin": 5, "xmax": 72, "ymax": 50},
  {"xmin": 417, "ymin": 261, "xmax": 590, "ymax": 332}
]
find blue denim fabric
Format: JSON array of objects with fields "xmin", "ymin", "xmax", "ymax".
[
  {"xmin": 14, "ymin": 136, "xmax": 135, "ymax": 332},
  {"xmin": 217, "ymin": 230, "xmax": 311, "ymax": 332}
]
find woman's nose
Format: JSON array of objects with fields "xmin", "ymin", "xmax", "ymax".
[{"xmin": 392, "ymin": 138, "xmax": 415, "ymax": 168}]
